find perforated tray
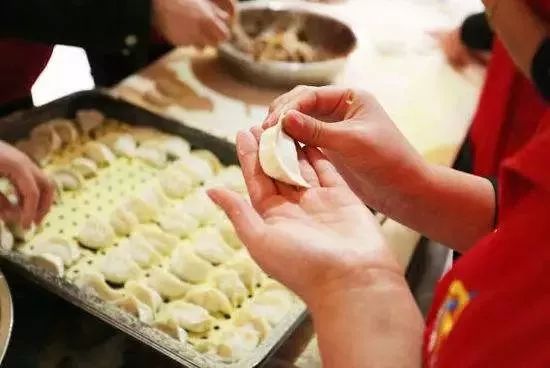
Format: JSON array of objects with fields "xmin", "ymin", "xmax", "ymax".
[{"xmin": 0, "ymin": 90, "xmax": 307, "ymax": 367}]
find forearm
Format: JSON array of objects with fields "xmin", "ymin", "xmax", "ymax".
[
  {"xmin": 0, "ymin": 0, "xmax": 151, "ymax": 54},
  {"xmin": 309, "ymin": 270, "xmax": 424, "ymax": 368},
  {"xmin": 376, "ymin": 163, "xmax": 495, "ymax": 252},
  {"xmin": 484, "ymin": 0, "xmax": 547, "ymax": 78}
]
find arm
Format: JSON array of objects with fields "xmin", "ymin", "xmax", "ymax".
[{"xmin": 0, "ymin": 0, "xmax": 151, "ymax": 58}]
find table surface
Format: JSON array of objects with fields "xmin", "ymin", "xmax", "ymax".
[{"xmin": 40, "ymin": 0, "xmax": 485, "ymax": 366}]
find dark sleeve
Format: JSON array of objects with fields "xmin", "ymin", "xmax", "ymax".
[
  {"xmin": 531, "ymin": 38, "xmax": 550, "ymax": 102},
  {"xmin": 459, "ymin": 12, "xmax": 494, "ymax": 51},
  {"xmin": 486, "ymin": 176, "xmax": 498, "ymax": 227},
  {"xmin": 0, "ymin": 0, "xmax": 151, "ymax": 65}
]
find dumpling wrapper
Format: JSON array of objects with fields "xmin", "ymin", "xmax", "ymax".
[
  {"xmin": 146, "ymin": 267, "xmax": 191, "ymax": 300},
  {"xmin": 33, "ymin": 236, "xmax": 80, "ymax": 266},
  {"xmin": 125, "ymin": 280, "xmax": 162, "ymax": 312},
  {"xmin": 258, "ymin": 113, "xmax": 310, "ymax": 188},
  {"xmin": 157, "ymin": 207, "xmax": 199, "ymax": 237},
  {"xmin": 112, "ymin": 295, "xmax": 154, "ymax": 324},
  {"xmin": 169, "ymin": 244, "xmax": 213, "ymax": 283},
  {"xmin": 51, "ymin": 168, "xmax": 84, "ymax": 191},
  {"xmin": 153, "ymin": 318, "xmax": 189, "ymax": 342},
  {"xmin": 48, "ymin": 119, "xmax": 79, "ymax": 145},
  {"xmin": 71, "ymin": 157, "xmax": 98, "ymax": 178},
  {"xmin": 0, "ymin": 221, "xmax": 14, "ymax": 250},
  {"xmin": 121, "ymin": 235, "xmax": 162, "ymax": 268},
  {"xmin": 135, "ymin": 144, "xmax": 167, "ymax": 168},
  {"xmin": 76, "ymin": 109, "xmax": 105, "ymax": 136},
  {"xmin": 185, "ymin": 285, "xmax": 232, "ymax": 315},
  {"xmin": 110, "ymin": 207, "xmax": 139, "ymax": 236},
  {"xmin": 226, "ymin": 256, "xmax": 264, "ymax": 292},
  {"xmin": 158, "ymin": 168, "xmax": 193, "ymax": 199},
  {"xmin": 15, "ymin": 139, "xmax": 52, "ymax": 167},
  {"xmin": 30, "ymin": 124, "xmax": 62, "ymax": 153},
  {"xmin": 83, "ymin": 141, "xmax": 116, "ymax": 166},
  {"xmin": 100, "ymin": 133, "xmax": 137, "ymax": 157},
  {"xmin": 158, "ymin": 300, "xmax": 212, "ymax": 333},
  {"xmin": 213, "ymin": 269, "xmax": 248, "ymax": 307},
  {"xmin": 172, "ymin": 156, "xmax": 213, "ymax": 185},
  {"xmin": 135, "ymin": 224, "xmax": 178, "ymax": 255},
  {"xmin": 178, "ymin": 190, "xmax": 220, "ymax": 225},
  {"xmin": 76, "ymin": 218, "xmax": 116, "ymax": 250},
  {"xmin": 217, "ymin": 324, "xmax": 260, "ymax": 360},
  {"xmin": 30, "ymin": 253, "xmax": 64, "ymax": 276},
  {"xmin": 192, "ymin": 227, "xmax": 234, "ymax": 265},
  {"xmin": 74, "ymin": 272, "xmax": 126, "ymax": 301},
  {"xmin": 100, "ymin": 248, "xmax": 143, "ymax": 284}
]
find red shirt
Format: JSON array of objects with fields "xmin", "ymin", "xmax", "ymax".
[
  {"xmin": 469, "ymin": 0, "xmax": 550, "ymax": 177},
  {"xmin": 0, "ymin": 39, "xmax": 52, "ymax": 105},
  {"xmin": 424, "ymin": 112, "xmax": 550, "ymax": 367}
]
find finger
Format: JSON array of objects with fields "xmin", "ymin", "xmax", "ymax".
[
  {"xmin": 297, "ymin": 145, "xmax": 320, "ymax": 188},
  {"xmin": 32, "ymin": 167, "xmax": 54, "ymax": 224},
  {"xmin": 9, "ymin": 168, "xmax": 39, "ymax": 228},
  {"xmin": 249, "ymin": 125, "xmax": 263, "ymax": 142},
  {"xmin": 236, "ymin": 130, "xmax": 278, "ymax": 207},
  {"xmin": 0, "ymin": 193, "xmax": 20, "ymax": 224},
  {"xmin": 203, "ymin": 12, "xmax": 230, "ymax": 44},
  {"xmin": 304, "ymin": 147, "xmax": 347, "ymax": 188},
  {"xmin": 212, "ymin": 6, "xmax": 230, "ymax": 22},
  {"xmin": 209, "ymin": 0, "xmax": 236, "ymax": 19},
  {"xmin": 282, "ymin": 110, "xmax": 353, "ymax": 151},
  {"xmin": 207, "ymin": 188, "xmax": 265, "ymax": 245}
]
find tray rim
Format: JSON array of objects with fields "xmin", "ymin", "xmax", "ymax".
[
  {"xmin": 0, "ymin": 90, "xmax": 308, "ymax": 368},
  {"xmin": 0, "ymin": 269, "xmax": 13, "ymax": 365}
]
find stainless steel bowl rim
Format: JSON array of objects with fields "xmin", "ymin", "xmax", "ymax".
[{"xmin": 0, "ymin": 270, "xmax": 13, "ymax": 364}]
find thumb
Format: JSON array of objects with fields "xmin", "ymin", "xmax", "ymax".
[
  {"xmin": 207, "ymin": 188, "xmax": 265, "ymax": 246},
  {"xmin": 283, "ymin": 110, "xmax": 352, "ymax": 151}
]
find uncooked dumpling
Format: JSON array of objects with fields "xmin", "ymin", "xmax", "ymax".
[
  {"xmin": 48, "ymin": 119, "xmax": 79, "ymax": 145},
  {"xmin": 192, "ymin": 227, "xmax": 234, "ymax": 265},
  {"xmin": 121, "ymin": 235, "xmax": 162, "ymax": 268},
  {"xmin": 216, "ymin": 216, "xmax": 244, "ymax": 250},
  {"xmin": 76, "ymin": 109, "xmax": 105, "ymax": 136},
  {"xmin": 129, "ymin": 126, "xmax": 165, "ymax": 143},
  {"xmin": 112, "ymin": 295, "xmax": 154, "ymax": 324},
  {"xmin": 153, "ymin": 318, "xmax": 189, "ymax": 342},
  {"xmin": 169, "ymin": 244, "xmax": 213, "ymax": 283},
  {"xmin": 11, "ymin": 222, "xmax": 37, "ymax": 242},
  {"xmin": 157, "ymin": 207, "xmax": 199, "ymax": 238},
  {"xmin": 30, "ymin": 124, "xmax": 62, "ymax": 153},
  {"xmin": 71, "ymin": 157, "xmax": 98, "ymax": 178},
  {"xmin": 0, "ymin": 221, "xmax": 14, "ymax": 250},
  {"xmin": 258, "ymin": 112, "xmax": 310, "ymax": 187},
  {"xmin": 226, "ymin": 256, "xmax": 264, "ymax": 291},
  {"xmin": 100, "ymin": 133, "xmax": 137, "ymax": 157},
  {"xmin": 192, "ymin": 150, "xmax": 223, "ymax": 173},
  {"xmin": 179, "ymin": 190, "xmax": 220, "ymax": 225},
  {"xmin": 51, "ymin": 168, "xmax": 84, "ymax": 191},
  {"xmin": 124, "ymin": 196, "xmax": 159, "ymax": 223},
  {"xmin": 158, "ymin": 168, "xmax": 193, "ymax": 199},
  {"xmin": 125, "ymin": 280, "xmax": 162, "ymax": 312},
  {"xmin": 140, "ymin": 185, "xmax": 170, "ymax": 212},
  {"xmin": 172, "ymin": 156, "xmax": 213, "ymax": 185},
  {"xmin": 234, "ymin": 309, "xmax": 271, "ymax": 341},
  {"xmin": 83, "ymin": 141, "xmax": 116, "ymax": 166},
  {"xmin": 217, "ymin": 324, "xmax": 261, "ymax": 360},
  {"xmin": 15, "ymin": 139, "xmax": 52, "ymax": 167},
  {"xmin": 30, "ymin": 253, "xmax": 64, "ymax": 276},
  {"xmin": 100, "ymin": 248, "xmax": 143, "ymax": 284},
  {"xmin": 246, "ymin": 286, "xmax": 293, "ymax": 326},
  {"xmin": 158, "ymin": 300, "xmax": 212, "ymax": 333},
  {"xmin": 185, "ymin": 285, "xmax": 232, "ymax": 315},
  {"xmin": 76, "ymin": 218, "xmax": 116, "ymax": 250},
  {"xmin": 160, "ymin": 136, "xmax": 190, "ymax": 160},
  {"xmin": 135, "ymin": 143, "xmax": 167, "ymax": 168},
  {"xmin": 213, "ymin": 269, "xmax": 248, "ymax": 306},
  {"xmin": 110, "ymin": 207, "xmax": 139, "ymax": 236},
  {"xmin": 33, "ymin": 236, "xmax": 80, "ymax": 266},
  {"xmin": 146, "ymin": 267, "xmax": 191, "ymax": 300},
  {"xmin": 206, "ymin": 166, "xmax": 246, "ymax": 193},
  {"xmin": 135, "ymin": 224, "xmax": 178, "ymax": 255},
  {"xmin": 74, "ymin": 271, "xmax": 126, "ymax": 301}
]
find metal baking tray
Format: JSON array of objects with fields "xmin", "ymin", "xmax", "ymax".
[{"xmin": 0, "ymin": 90, "xmax": 307, "ymax": 367}]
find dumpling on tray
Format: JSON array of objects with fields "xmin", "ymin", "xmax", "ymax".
[
  {"xmin": 169, "ymin": 243, "xmax": 213, "ymax": 283},
  {"xmin": 226, "ymin": 256, "xmax": 264, "ymax": 292},
  {"xmin": 50, "ymin": 168, "xmax": 84, "ymax": 191},
  {"xmin": 206, "ymin": 166, "xmax": 246, "ymax": 194},
  {"xmin": 135, "ymin": 142, "xmax": 167, "ymax": 168},
  {"xmin": 112, "ymin": 294, "xmax": 154, "ymax": 324},
  {"xmin": 100, "ymin": 248, "xmax": 143, "ymax": 284},
  {"xmin": 215, "ymin": 216, "xmax": 244, "ymax": 250},
  {"xmin": 178, "ymin": 190, "xmax": 220, "ymax": 225},
  {"xmin": 30, "ymin": 253, "xmax": 65, "ymax": 276},
  {"xmin": 160, "ymin": 136, "xmax": 190, "ymax": 160},
  {"xmin": 153, "ymin": 318, "xmax": 188, "ymax": 342},
  {"xmin": 146, "ymin": 267, "xmax": 191, "ymax": 300},
  {"xmin": 76, "ymin": 217, "xmax": 116, "ymax": 250},
  {"xmin": 110, "ymin": 207, "xmax": 139, "ymax": 236},
  {"xmin": 48, "ymin": 119, "xmax": 79, "ymax": 145},
  {"xmin": 100, "ymin": 133, "xmax": 137, "ymax": 158},
  {"xmin": 185, "ymin": 285, "xmax": 232, "ymax": 315},
  {"xmin": 135, "ymin": 224, "xmax": 178, "ymax": 255},
  {"xmin": 192, "ymin": 227, "xmax": 234, "ymax": 265},
  {"xmin": 120, "ymin": 235, "xmax": 162, "ymax": 268},
  {"xmin": 158, "ymin": 168, "xmax": 193, "ymax": 199},
  {"xmin": 245, "ymin": 283, "xmax": 293, "ymax": 326},
  {"xmin": 125, "ymin": 280, "xmax": 162, "ymax": 312},
  {"xmin": 157, "ymin": 300, "xmax": 212, "ymax": 333},
  {"xmin": 74, "ymin": 271, "xmax": 126, "ymax": 301},
  {"xmin": 213, "ymin": 269, "xmax": 248, "ymax": 307},
  {"xmin": 217, "ymin": 324, "xmax": 261, "ymax": 360},
  {"xmin": 30, "ymin": 123, "xmax": 62, "ymax": 153},
  {"xmin": 33, "ymin": 236, "xmax": 81, "ymax": 266},
  {"xmin": 76, "ymin": 109, "xmax": 105, "ymax": 136},
  {"xmin": 71, "ymin": 157, "xmax": 98, "ymax": 178},
  {"xmin": 172, "ymin": 155, "xmax": 213, "ymax": 185},
  {"xmin": 0, "ymin": 221, "xmax": 14, "ymax": 251},
  {"xmin": 83, "ymin": 141, "xmax": 116, "ymax": 166},
  {"xmin": 124, "ymin": 196, "xmax": 159, "ymax": 223},
  {"xmin": 157, "ymin": 206, "xmax": 199, "ymax": 238}
]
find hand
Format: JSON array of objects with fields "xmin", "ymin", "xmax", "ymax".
[
  {"xmin": 153, "ymin": 0, "xmax": 233, "ymax": 48},
  {"xmin": 431, "ymin": 28, "xmax": 490, "ymax": 70},
  {"xmin": 262, "ymin": 86, "xmax": 428, "ymax": 214},
  {"xmin": 208, "ymin": 129, "xmax": 401, "ymax": 304},
  {"xmin": 0, "ymin": 142, "xmax": 54, "ymax": 228}
]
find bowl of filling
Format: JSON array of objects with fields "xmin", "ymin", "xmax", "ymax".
[{"xmin": 218, "ymin": 1, "xmax": 357, "ymax": 87}]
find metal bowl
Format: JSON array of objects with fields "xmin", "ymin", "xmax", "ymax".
[
  {"xmin": 218, "ymin": 1, "xmax": 357, "ymax": 88},
  {"xmin": 0, "ymin": 270, "xmax": 13, "ymax": 364}
]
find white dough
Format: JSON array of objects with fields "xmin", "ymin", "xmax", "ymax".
[
  {"xmin": 120, "ymin": 235, "xmax": 162, "ymax": 268},
  {"xmin": 153, "ymin": 318, "xmax": 188, "ymax": 342},
  {"xmin": 158, "ymin": 300, "xmax": 212, "ymax": 333},
  {"xmin": 146, "ymin": 267, "xmax": 191, "ymax": 300},
  {"xmin": 83, "ymin": 141, "xmax": 116, "ymax": 166},
  {"xmin": 213, "ymin": 269, "xmax": 248, "ymax": 306},
  {"xmin": 157, "ymin": 207, "xmax": 199, "ymax": 237},
  {"xmin": 178, "ymin": 190, "xmax": 220, "ymax": 225},
  {"xmin": 246, "ymin": 286, "xmax": 293, "ymax": 326},
  {"xmin": 169, "ymin": 244, "xmax": 213, "ymax": 283},
  {"xmin": 161, "ymin": 136, "xmax": 191, "ymax": 160},
  {"xmin": 135, "ymin": 144, "xmax": 167, "ymax": 168},
  {"xmin": 74, "ymin": 271, "xmax": 126, "ymax": 301},
  {"xmin": 216, "ymin": 216, "xmax": 244, "ymax": 250},
  {"xmin": 135, "ymin": 224, "xmax": 178, "ymax": 255},
  {"xmin": 124, "ymin": 196, "xmax": 159, "ymax": 223},
  {"xmin": 112, "ymin": 295, "xmax": 154, "ymax": 324},
  {"xmin": 71, "ymin": 157, "xmax": 98, "ymax": 178},
  {"xmin": 258, "ymin": 113, "xmax": 310, "ymax": 187},
  {"xmin": 158, "ymin": 168, "xmax": 193, "ymax": 199},
  {"xmin": 100, "ymin": 133, "xmax": 137, "ymax": 157},
  {"xmin": 30, "ymin": 253, "xmax": 64, "ymax": 276},
  {"xmin": 217, "ymin": 324, "xmax": 260, "ymax": 359},
  {"xmin": 172, "ymin": 156, "xmax": 213, "ymax": 185},
  {"xmin": 33, "ymin": 236, "xmax": 80, "ymax": 266},
  {"xmin": 226, "ymin": 256, "xmax": 264, "ymax": 292},
  {"xmin": 206, "ymin": 166, "xmax": 246, "ymax": 193},
  {"xmin": 51, "ymin": 168, "xmax": 84, "ymax": 191},
  {"xmin": 100, "ymin": 248, "xmax": 142, "ymax": 284},
  {"xmin": 76, "ymin": 109, "xmax": 105, "ymax": 136},
  {"xmin": 185, "ymin": 285, "xmax": 232, "ymax": 315},
  {"xmin": 125, "ymin": 280, "xmax": 162, "ymax": 312},
  {"xmin": 110, "ymin": 207, "xmax": 139, "ymax": 236},
  {"xmin": 192, "ymin": 227, "xmax": 234, "ymax": 265},
  {"xmin": 76, "ymin": 218, "xmax": 116, "ymax": 250}
]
